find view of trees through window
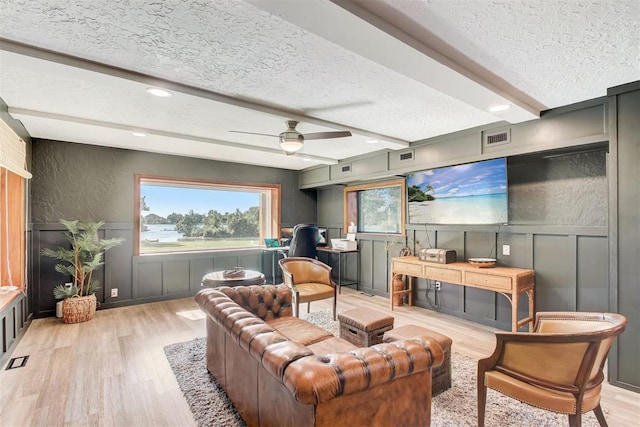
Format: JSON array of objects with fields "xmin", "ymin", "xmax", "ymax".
[
  {"xmin": 357, "ymin": 186, "xmax": 403, "ymax": 233},
  {"xmin": 343, "ymin": 178, "xmax": 405, "ymax": 236},
  {"xmin": 137, "ymin": 175, "xmax": 279, "ymax": 254}
]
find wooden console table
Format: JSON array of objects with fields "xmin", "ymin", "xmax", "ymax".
[{"xmin": 390, "ymin": 256, "xmax": 535, "ymax": 332}]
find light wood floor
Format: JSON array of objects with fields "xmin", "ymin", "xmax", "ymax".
[{"xmin": 1, "ymin": 289, "xmax": 638, "ymax": 426}]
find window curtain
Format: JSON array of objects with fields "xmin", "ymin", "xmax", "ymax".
[{"xmin": 0, "ymin": 118, "xmax": 31, "ymax": 179}]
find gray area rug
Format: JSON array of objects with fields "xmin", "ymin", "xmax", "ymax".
[{"xmin": 164, "ymin": 310, "xmax": 601, "ymax": 427}]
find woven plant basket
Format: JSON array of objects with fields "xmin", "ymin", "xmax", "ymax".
[{"xmin": 62, "ymin": 294, "xmax": 97, "ymax": 324}]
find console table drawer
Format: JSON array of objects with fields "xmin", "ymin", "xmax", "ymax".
[
  {"xmin": 393, "ymin": 261, "xmax": 423, "ymax": 276},
  {"xmin": 424, "ymin": 266, "xmax": 462, "ymax": 284},
  {"xmin": 465, "ymin": 271, "xmax": 512, "ymax": 290}
]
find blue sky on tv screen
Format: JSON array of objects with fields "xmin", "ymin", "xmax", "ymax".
[{"xmin": 407, "ymin": 158, "xmax": 507, "ymax": 199}]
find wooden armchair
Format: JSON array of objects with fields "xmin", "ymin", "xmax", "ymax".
[
  {"xmin": 279, "ymin": 257, "xmax": 337, "ymax": 320},
  {"xmin": 478, "ymin": 311, "xmax": 627, "ymax": 427}
]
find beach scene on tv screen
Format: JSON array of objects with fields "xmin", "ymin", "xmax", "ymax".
[{"xmin": 407, "ymin": 158, "xmax": 508, "ymax": 224}]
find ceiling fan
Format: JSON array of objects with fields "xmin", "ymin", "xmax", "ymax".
[{"xmin": 230, "ymin": 120, "xmax": 352, "ymax": 155}]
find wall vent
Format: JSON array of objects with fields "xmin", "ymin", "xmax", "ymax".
[
  {"xmin": 341, "ymin": 164, "xmax": 351, "ymax": 173},
  {"xmin": 399, "ymin": 150, "xmax": 414, "ymax": 161},
  {"xmin": 483, "ymin": 128, "xmax": 511, "ymax": 148}
]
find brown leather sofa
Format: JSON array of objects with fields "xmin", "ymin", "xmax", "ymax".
[{"xmin": 195, "ymin": 284, "xmax": 444, "ymax": 427}]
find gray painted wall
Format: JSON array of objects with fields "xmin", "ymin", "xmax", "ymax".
[
  {"xmin": 316, "ymin": 150, "xmax": 608, "ymax": 329},
  {"xmin": 610, "ymin": 84, "xmax": 640, "ymax": 391},
  {"xmin": 30, "ymin": 140, "xmax": 315, "ymax": 225},
  {"xmin": 30, "ymin": 140, "xmax": 317, "ymax": 317},
  {"xmin": 508, "ymin": 150, "xmax": 607, "ymax": 226}
]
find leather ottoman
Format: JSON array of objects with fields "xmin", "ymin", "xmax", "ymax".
[
  {"xmin": 384, "ymin": 324, "xmax": 452, "ymax": 396},
  {"xmin": 338, "ymin": 308, "xmax": 394, "ymax": 347}
]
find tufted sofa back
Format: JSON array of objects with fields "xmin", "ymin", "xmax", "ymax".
[{"xmin": 218, "ymin": 284, "xmax": 293, "ymax": 321}]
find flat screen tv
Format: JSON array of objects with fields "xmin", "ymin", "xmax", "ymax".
[{"xmin": 407, "ymin": 157, "xmax": 508, "ymax": 225}]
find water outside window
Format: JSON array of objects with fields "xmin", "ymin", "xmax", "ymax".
[{"xmin": 139, "ymin": 179, "xmax": 276, "ymax": 254}]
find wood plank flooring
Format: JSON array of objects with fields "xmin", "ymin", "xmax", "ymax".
[{"xmin": 1, "ymin": 289, "xmax": 638, "ymax": 426}]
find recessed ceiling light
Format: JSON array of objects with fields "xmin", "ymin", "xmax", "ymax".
[
  {"xmin": 132, "ymin": 132, "xmax": 147, "ymax": 137},
  {"xmin": 489, "ymin": 104, "xmax": 510, "ymax": 113},
  {"xmin": 367, "ymin": 139, "xmax": 379, "ymax": 144},
  {"xmin": 302, "ymin": 158, "xmax": 311, "ymax": 162},
  {"xmin": 146, "ymin": 87, "xmax": 172, "ymax": 97}
]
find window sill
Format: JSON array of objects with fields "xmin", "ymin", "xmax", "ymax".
[{"xmin": 0, "ymin": 287, "xmax": 24, "ymax": 312}]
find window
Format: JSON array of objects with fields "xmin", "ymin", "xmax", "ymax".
[
  {"xmin": 135, "ymin": 174, "xmax": 280, "ymax": 255},
  {"xmin": 343, "ymin": 178, "xmax": 405, "ymax": 235}
]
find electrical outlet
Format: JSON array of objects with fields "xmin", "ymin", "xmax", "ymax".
[
  {"xmin": 111, "ymin": 288, "xmax": 118, "ymax": 298},
  {"xmin": 435, "ymin": 281, "xmax": 441, "ymax": 291},
  {"xmin": 502, "ymin": 245, "xmax": 511, "ymax": 256}
]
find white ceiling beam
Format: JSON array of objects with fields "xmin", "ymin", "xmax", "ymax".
[
  {"xmin": 0, "ymin": 38, "xmax": 410, "ymax": 150},
  {"xmin": 248, "ymin": 0, "xmax": 540, "ymax": 123},
  {"xmin": 9, "ymin": 108, "xmax": 339, "ymax": 165}
]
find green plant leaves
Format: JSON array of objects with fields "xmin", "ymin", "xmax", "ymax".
[{"xmin": 42, "ymin": 219, "xmax": 124, "ymax": 298}]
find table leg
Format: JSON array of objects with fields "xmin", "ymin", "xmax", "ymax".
[
  {"xmin": 527, "ymin": 288, "xmax": 535, "ymax": 332},
  {"xmin": 390, "ymin": 272, "xmax": 395, "ymax": 311},
  {"xmin": 408, "ymin": 276, "xmax": 414, "ymax": 306},
  {"xmin": 512, "ymin": 291, "xmax": 519, "ymax": 332},
  {"xmin": 272, "ymin": 251, "xmax": 277, "ymax": 285},
  {"xmin": 338, "ymin": 252, "xmax": 342, "ymax": 293}
]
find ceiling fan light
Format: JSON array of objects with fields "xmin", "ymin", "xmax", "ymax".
[{"xmin": 279, "ymin": 133, "xmax": 304, "ymax": 153}]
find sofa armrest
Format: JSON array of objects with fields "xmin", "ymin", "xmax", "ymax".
[{"xmin": 282, "ymin": 338, "xmax": 444, "ymax": 405}]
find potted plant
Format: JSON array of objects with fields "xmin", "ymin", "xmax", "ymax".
[{"xmin": 42, "ymin": 219, "xmax": 124, "ymax": 323}]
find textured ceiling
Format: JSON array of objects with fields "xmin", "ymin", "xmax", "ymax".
[
  {"xmin": 375, "ymin": 0, "xmax": 640, "ymax": 107},
  {"xmin": 0, "ymin": 0, "xmax": 638, "ymax": 170}
]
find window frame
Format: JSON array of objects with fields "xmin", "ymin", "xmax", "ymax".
[
  {"xmin": 343, "ymin": 178, "xmax": 406, "ymax": 236},
  {"xmin": 134, "ymin": 174, "xmax": 281, "ymax": 256}
]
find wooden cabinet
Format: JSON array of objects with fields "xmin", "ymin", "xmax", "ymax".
[{"xmin": 390, "ymin": 257, "xmax": 535, "ymax": 332}]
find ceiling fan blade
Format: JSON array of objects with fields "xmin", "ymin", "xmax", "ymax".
[
  {"xmin": 229, "ymin": 130, "xmax": 278, "ymax": 138},
  {"xmin": 303, "ymin": 131, "xmax": 352, "ymax": 140}
]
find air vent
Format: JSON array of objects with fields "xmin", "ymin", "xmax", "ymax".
[
  {"xmin": 487, "ymin": 132, "xmax": 508, "ymax": 145},
  {"xmin": 6, "ymin": 355, "xmax": 29, "ymax": 370},
  {"xmin": 399, "ymin": 150, "xmax": 414, "ymax": 161},
  {"xmin": 483, "ymin": 128, "xmax": 511, "ymax": 149},
  {"xmin": 341, "ymin": 164, "xmax": 351, "ymax": 173}
]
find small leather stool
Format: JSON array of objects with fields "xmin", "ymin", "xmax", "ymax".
[
  {"xmin": 384, "ymin": 325, "xmax": 452, "ymax": 396},
  {"xmin": 337, "ymin": 308, "xmax": 394, "ymax": 347}
]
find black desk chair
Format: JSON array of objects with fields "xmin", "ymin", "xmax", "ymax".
[
  {"xmin": 275, "ymin": 224, "xmax": 318, "ymax": 283},
  {"xmin": 279, "ymin": 223, "xmax": 318, "ymax": 260},
  {"xmin": 288, "ymin": 223, "xmax": 319, "ymax": 258}
]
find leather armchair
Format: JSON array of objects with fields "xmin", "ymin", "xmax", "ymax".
[
  {"xmin": 279, "ymin": 257, "xmax": 337, "ymax": 320},
  {"xmin": 478, "ymin": 311, "xmax": 627, "ymax": 427}
]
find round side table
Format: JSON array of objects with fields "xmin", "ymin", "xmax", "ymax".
[{"xmin": 201, "ymin": 270, "xmax": 266, "ymax": 288}]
